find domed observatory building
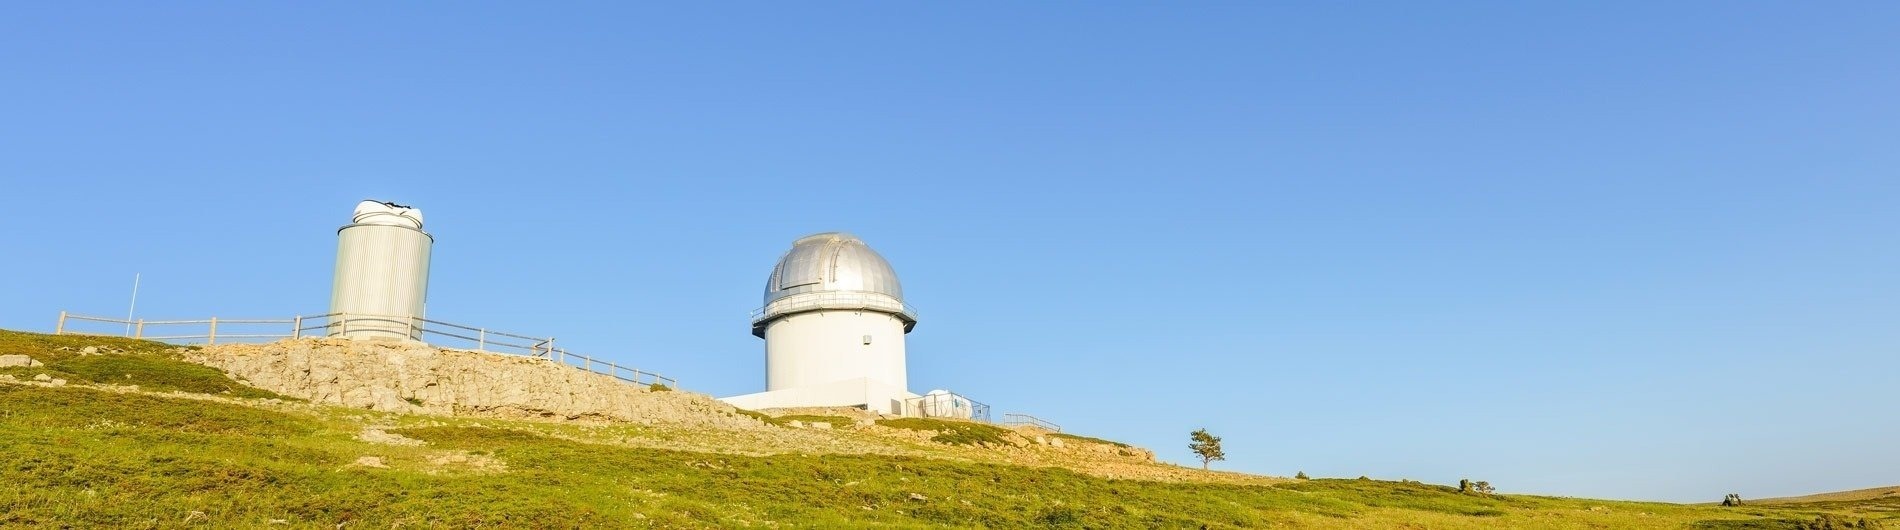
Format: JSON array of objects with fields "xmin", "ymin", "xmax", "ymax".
[{"xmin": 721, "ymin": 233, "xmax": 920, "ymax": 414}]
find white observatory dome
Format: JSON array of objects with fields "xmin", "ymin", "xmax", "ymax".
[
  {"xmin": 753, "ymin": 232, "xmax": 916, "ymax": 337},
  {"xmin": 351, "ymin": 200, "xmax": 425, "ymax": 229},
  {"xmin": 764, "ymin": 232, "xmax": 903, "ymax": 304}
]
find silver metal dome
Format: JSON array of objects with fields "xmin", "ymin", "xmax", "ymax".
[{"xmin": 753, "ymin": 232, "xmax": 916, "ymax": 336}]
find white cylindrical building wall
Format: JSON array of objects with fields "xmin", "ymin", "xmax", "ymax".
[
  {"xmin": 763, "ymin": 309, "xmax": 908, "ymax": 392},
  {"xmin": 739, "ymin": 232, "xmax": 919, "ymax": 411},
  {"xmin": 329, "ymin": 200, "xmax": 432, "ymax": 340}
]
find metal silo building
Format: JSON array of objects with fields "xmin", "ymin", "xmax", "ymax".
[
  {"xmin": 328, "ymin": 200, "xmax": 432, "ymax": 340},
  {"xmin": 722, "ymin": 232, "xmax": 919, "ymax": 414}
]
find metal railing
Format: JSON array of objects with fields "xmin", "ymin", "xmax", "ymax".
[
  {"xmin": 54, "ymin": 310, "xmax": 676, "ymax": 389},
  {"xmin": 750, "ymin": 290, "xmax": 919, "ymax": 324},
  {"xmin": 903, "ymin": 391, "xmax": 992, "ymax": 423},
  {"xmin": 1001, "ymin": 413, "xmax": 1061, "ymax": 432}
]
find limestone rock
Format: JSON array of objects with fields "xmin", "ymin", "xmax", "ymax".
[
  {"xmin": 358, "ymin": 428, "xmax": 426, "ymax": 446},
  {"xmin": 187, "ymin": 338, "xmax": 755, "ymax": 429},
  {"xmin": 0, "ymin": 355, "xmax": 41, "ymax": 368},
  {"xmin": 810, "ymin": 422, "xmax": 832, "ymax": 430},
  {"xmin": 32, "ymin": 373, "xmax": 51, "ymax": 382}
]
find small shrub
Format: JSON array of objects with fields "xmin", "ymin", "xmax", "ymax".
[
  {"xmin": 648, "ymin": 383, "xmax": 672, "ymax": 392},
  {"xmin": 1458, "ymin": 479, "xmax": 1495, "ymax": 495},
  {"xmin": 403, "ymin": 397, "xmax": 424, "ymax": 406},
  {"xmin": 1296, "ymin": 471, "xmax": 1310, "ymax": 480}
]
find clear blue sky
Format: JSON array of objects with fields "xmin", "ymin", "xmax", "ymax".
[{"xmin": 3, "ymin": 2, "xmax": 1896, "ymax": 503}]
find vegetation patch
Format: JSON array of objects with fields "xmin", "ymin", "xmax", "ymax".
[
  {"xmin": 0, "ymin": 385, "xmax": 315, "ymax": 436},
  {"xmin": 0, "ymin": 329, "xmax": 181, "ymax": 362},
  {"xmin": 877, "ymin": 417, "xmax": 1014, "ymax": 447},
  {"xmin": 731, "ymin": 408, "xmax": 775, "ymax": 424},
  {"xmin": 1050, "ymin": 432, "xmax": 1131, "ymax": 448},
  {"xmin": 0, "ymin": 381, "xmax": 1886, "ymax": 528},
  {"xmin": 0, "ymin": 330, "xmax": 287, "ymax": 399},
  {"xmin": 726, "ymin": 409, "xmax": 854, "ymax": 427},
  {"xmin": 1277, "ymin": 478, "xmax": 1517, "ymax": 517},
  {"xmin": 0, "ymin": 327, "xmax": 1890, "ymax": 528},
  {"xmin": 774, "ymin": 414, "xmax": 853, "ymax": 426}
]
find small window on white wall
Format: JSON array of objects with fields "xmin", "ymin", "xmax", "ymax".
[{"xmin": 862, "ymin": 335, "xmax": 873, "ymax": 345}]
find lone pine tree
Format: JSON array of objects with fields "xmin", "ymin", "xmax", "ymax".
[{"xmin": 1189, "ymin": 428, "xmax": 1225, "ymax": 470}]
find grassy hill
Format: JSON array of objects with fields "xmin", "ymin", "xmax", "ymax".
[
  {"xmin": 1755, "ymin": 486, "xmax": 1900, "ymax": 505},
  {"xmin": 1, "ymin": 329, "xmax": 1893, "ymax": 528}
]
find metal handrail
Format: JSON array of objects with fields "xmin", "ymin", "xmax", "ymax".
[
  {"xmin": 53, "ymin": 310, "xmax": 677, "ymax": 389},
  {"xmin": 1001, "ymin": 413, "xmax": 1061, "ymax": 432},
  {"xmin": 749, "ymin": 290, "xmax": 919, "ymax": 323}
]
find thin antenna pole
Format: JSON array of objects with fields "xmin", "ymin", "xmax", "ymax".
[{"xmin": 125, "ymin": 273, "xmax": 140, "ymax": 336}]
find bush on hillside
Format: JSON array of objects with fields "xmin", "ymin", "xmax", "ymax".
[{"xmin": 1459, "ymin": 479, "xmax": 1495, "ymax": 495}]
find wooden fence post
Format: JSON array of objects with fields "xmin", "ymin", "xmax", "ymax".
[
  {"xmin": 477, "ymin": 329, "xmax": 486, "ymax": 351},
  {"xmin": 405, "ymin": 315, "xmax": 416, "ymax": 341},
  {"xmin": 292, "ymin": 316, "xmax": 302, "ymax": 339},
  {"xmin": 135, "ymin": 319, "xmax": 145, "ymax": 339},
  {"xmin": 207, "ymin": 317, "xmax": 218, "ymax": 345},
  {"xmin": 55, "ymin": 311, "xmax": 66, "ymax": 335}
]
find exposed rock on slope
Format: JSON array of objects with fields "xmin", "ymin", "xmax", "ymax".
[{"xmin": 189, "ymin": 338, "xmax": 752, "ymax": 428}]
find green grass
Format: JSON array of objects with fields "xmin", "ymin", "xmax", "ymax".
[
  {"xmin": 727, "ymin": 409, "xmax": 854, "ymax": 427},
  {"xmin": 1, "ymin": 383, "xmax": 1893, "ymax": 528},
  {"xmin": 0, "ymin": 329, "xmax": 288, "ymax": 399},
  {"xmin": 0, "ymin": 328, "xmax": 1894, "ymax": 528},
  {"xmin": 0, "ymin": 328, "xmax": 184, "ymax": 363},
  {"xmin": 877, "ymin": 417, "xmax": 1015, "ymax": 447},
  {"xmin": 1048, "ymin": 432, "xmax": 1131, "ymax": 448},
  {"xmin": 774, "ymin": 414, "xmax": 854, "ymax": 425}
]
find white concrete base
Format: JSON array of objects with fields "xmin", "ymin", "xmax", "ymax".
[{"xmin": 721, "ymin": 377, "xmax": 919, "ymax": 415}]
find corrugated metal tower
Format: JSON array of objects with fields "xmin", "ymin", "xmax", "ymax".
[{"xmin": 328, "ymin": 200, "xmax": 432, "ymax": 340}]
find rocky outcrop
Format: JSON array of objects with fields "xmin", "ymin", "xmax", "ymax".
[
  {"xmin": 189, "ymin": 338, "xmax": 754, "ymax": 428},
  {"xmin": 0, "ymin": 354, "xmax": 41, "ymax": 368}
]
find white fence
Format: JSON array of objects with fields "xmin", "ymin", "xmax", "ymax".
[{"xmin": 54, "ymin": 311, "xmax": 677, "ymax": 389}]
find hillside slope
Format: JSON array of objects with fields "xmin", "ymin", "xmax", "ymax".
[
  {"xmin": 1755, "ymin": 486, "xmax": 1900, "ymax": 505},
  {"xmin": 1, "ymin": 329, "xmax": 1894, "ymax": 528}
]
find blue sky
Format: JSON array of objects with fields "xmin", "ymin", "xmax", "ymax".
[{"xmin": 3, "ymin": 2, "xmax": 1897, "ymax": 502}]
